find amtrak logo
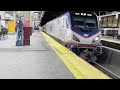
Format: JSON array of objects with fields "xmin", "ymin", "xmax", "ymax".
[{"xmin": 83, "ymin": 34, "xmax": 89, "ymax": 37}]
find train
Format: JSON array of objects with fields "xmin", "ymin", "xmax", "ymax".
[{"xmin": 41, "ymin": 11, "xmax": 103, "ymax": 62}]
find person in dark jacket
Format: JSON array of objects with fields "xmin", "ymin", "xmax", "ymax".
[
  {"xmin": 16, "ymin": 20, "xmax": 23, "ymax": 41},
  {"xmin": 112, "ymin": 31, "xmax": 115, "ymax": 38}
]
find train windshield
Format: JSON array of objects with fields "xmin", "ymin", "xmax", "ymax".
[
  {"xmin": 71, "ymin": 12, "xmax": 98, "ymax": 32},
  {"xmin": 85, "ymin": 18, "xmax": 96, "ymax": 28}
]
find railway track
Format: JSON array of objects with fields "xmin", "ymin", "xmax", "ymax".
[
  {"xmin": 75, "ymin": 45, "xmax": 120, "ymax": 79},
  {"xmin": 46, "ymin": 33, "xmax": 120, "ymax": 79},
  {"xmin": 63, "ymin": 42, "xmax": 120, "ymax": 79},
  {"xmin": 90, "ymin": 46, "xmax": 120, "ymax": 79},
  {"xmin": 91, "ymin": 61, "xmax": 120, "ymax": 79}
]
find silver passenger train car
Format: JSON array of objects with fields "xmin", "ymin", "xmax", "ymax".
[{"xmin": 41, "ymin": 11, "xmax": 103, "ymax": 62}]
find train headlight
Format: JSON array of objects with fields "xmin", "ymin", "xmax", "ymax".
[
  {"xmin": 93, "ymin": 36, "xmax": 99, "ymax": 42},
  {"xmin": 94, "ymin": 37, "xmax": 99, "ymax": 41}
]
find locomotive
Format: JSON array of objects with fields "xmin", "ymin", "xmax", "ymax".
[{"xmin": 41, "ymin": 11, "xmax": 103, "ymax": 62}]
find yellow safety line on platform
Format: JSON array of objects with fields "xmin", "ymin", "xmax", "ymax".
[
  {"xmin": 41, "ymin": 31, "xmax": 110, "ymax": 79},
  {"xmin": 101, "ymin": 38, "xmax": 120, "ymax": 44}
]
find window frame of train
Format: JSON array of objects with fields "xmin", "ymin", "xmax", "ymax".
[{"xmin": 70, "ymin": 11, "xmax": 98, "ymax": 32}]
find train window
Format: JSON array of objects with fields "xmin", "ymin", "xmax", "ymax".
[
  {"xmin": 72, "ymin": 17, "xmax": 85, "ymax": 27},
  {"xmin": 85, "ymin": 18, "xmax": 97, "ymax": 28},
  {"xmin": 72, "ymin": 14, "xmax": 98, "ymax": 31},
  {"xmin": 73, "ymin": 17, "xmax": 83, "ymax": 21},
  {"xmin": 73, "ymin": 21, "xmax": 84, "ymax": 26},
  {"xmin": 50, "ymin": 26, "xmax": 52, "ymax": 32},
  {"xmin": 86, "ymin": 23, "xmax": 96, "ymax": 28}
]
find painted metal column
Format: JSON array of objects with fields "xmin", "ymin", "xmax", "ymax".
[
  {"xmin": 1, "ymin": 11, "xmax": 5, "ymax": 19},
  {"xmin": 13, "ymin": 11, "xmax": 16, "ymax": 22},
  {"xmin": 23, "ymin": 11, "xmax": 32, "ymax": 45},
  {"xmin": 23, "ymin": 11, "xmax": 32, "ymax": 27}
]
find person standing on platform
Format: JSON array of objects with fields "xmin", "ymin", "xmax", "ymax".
[
  {"xmin": 112, "ymin": 31, "xmax": 115, "ymax": 38},
  {"xmin": 16, "ymin": 19, "xmax": 23, "ymax": 41}
]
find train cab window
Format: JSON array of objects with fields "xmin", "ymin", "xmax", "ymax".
[
  {"xmin": 86, "ymin": 23, "xmax": 96, "ymax": 28},
  {"xmin": 73, "ymin": 21, "xmax": 84, "ymax": 27},
  {"xmin": 72, "ymin": 17, "xmax": 85, "ymax": 28},
  {"xmin": 71, "ymin": 11, "xmax": 98, "ymax": 32},
  {"xmin": 85, "ymin": 18, "xmax": 97, "ymax": 28}
]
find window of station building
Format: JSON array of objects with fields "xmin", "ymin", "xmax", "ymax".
[
  {"xmin": 107, "ymin": 16, "xmax": 113, "ymax": 27},
  {"xmin": 103, "ymin": 17, "xmax": 107, "ymax": 27},
  {"xmin": 100, "ymin": 18, "xmax": 104, "ymax": 27},
  {"xmin": 112, "ymin": 16, "xmax": 118, "ymax": 27},
  {"xmin": 100, "ymin": 21, "xmax": 103, "ymax": 27}
]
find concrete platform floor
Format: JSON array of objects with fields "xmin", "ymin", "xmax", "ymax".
[
  {"xmin": 0, "ymin": 31, "xmax": 75, "ymax": 79},
  {"xmin": 101, "ymin": 35, "xmax": 120, "ymax": 44}
]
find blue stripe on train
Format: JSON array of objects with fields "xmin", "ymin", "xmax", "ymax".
[{"xmin": 72, "ymin": 27, "xmax": 100, "ymax": 37}]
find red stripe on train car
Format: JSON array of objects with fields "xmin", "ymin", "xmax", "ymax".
[{"xmin": 45, "ymin": 32, "xmax": 102, "ymax": 47}]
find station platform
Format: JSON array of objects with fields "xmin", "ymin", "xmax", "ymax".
[
  {"xmin": 0, "ymin": 31, "xmax": 75, "ymax": 79},
  {"xmin": 0, "ymin": 31, "xmax": 110, "ymax": 79},
  {"xmin": 101, "ymin": 36, "xmax": 120, "ymax": 44},
  {"xmin": 101, "ymin": 36, "xmax": 120, "ymax": 50}
]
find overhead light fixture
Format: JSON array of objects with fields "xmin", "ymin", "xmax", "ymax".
[
  {"xmin": 75, "ymin": 13, "xmax": 80, "ymax": 15},
  {"xmin": 81, "ymin": 13, "xmax": 84, "ymax": 15},
  {"xmin": 84, "ymin": 13, "xmax": 86, "ymax": 16},
  {"xmin": 87, "ymin": 14, "xmax": 92, "ymax": 16}
]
